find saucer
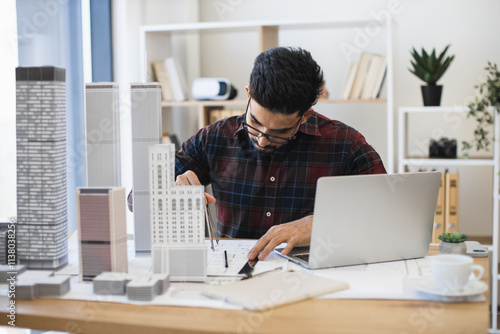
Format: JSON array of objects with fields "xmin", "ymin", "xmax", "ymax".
[{"xmin": 416, "ymin": 279, "xmax": 488, "ymax": 298}]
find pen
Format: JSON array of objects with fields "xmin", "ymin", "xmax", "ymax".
[{"xmin": 224, "ymin": 250, "xmax": 228, "ymax": 268}]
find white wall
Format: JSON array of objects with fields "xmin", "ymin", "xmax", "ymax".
[
  {"xmin": 0, "ymin": 1, "xmax": 18, "ymax": 220},
  {"xmin": 122, "ymin": 0, "xmax": 500, "ymax": 238}
]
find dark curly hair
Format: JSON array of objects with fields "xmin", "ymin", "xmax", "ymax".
[{"xmin": 249, "ymin": 47, "xmax": 324, "ymax": 116}]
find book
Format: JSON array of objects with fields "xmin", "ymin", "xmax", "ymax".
[
  {"xmin": 152, "ymin": 60, "xmax": 174, "ymax": 101},
  {"xmin": 431, "ymin": 172, "xmax": 446, "ymax": 244},
  {"xmin": 208, "ymin": 109, "xmax": 244, "ymax": 124},
  {"xmin": 209, "ymin": 109, "xmax": 222, "ymax": 124},
  {"xmin": 373, "ymin": 68, "xmax": 387, "ymax": 99},
  {"xmin": 220, "ymin": 109, "xmax": 232, "ymax": 120},
  {"xmin": 340, "ymin": 62, "xmax": 357, "ymax": 99},
  {"xmin": 370, "ymin": 55, "xmax": 387, "ymax": 99},
  {"xmin": 444, "ymin": 172, "xmax": 459, "ymax": 234},
  {"xmin": 230, "ymin": 109, "xmax": 244, "ymax": 117},
  {"xmin": 165, "ymin": 57, "xmax": 188, "ymax": 101},
  {"xmin": 349, "ymin": 52, "xmax": 372, "ymax": 99},
  {"xmin": 360, "ymin": 54, "xmax": 385, "ymax": 100}
]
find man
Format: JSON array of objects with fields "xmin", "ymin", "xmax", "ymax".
[{"xmin": 175, "ymin": 47, "xmax": 386, "ymax": 261}]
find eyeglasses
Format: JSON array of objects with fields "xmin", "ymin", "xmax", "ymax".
[{"xmin": 242, "ymin": 97, "xmax": 302, "ymax": 145}]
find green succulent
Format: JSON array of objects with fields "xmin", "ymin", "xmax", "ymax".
[
  {"xmin": 409, "ymin": 45, "xmax": 455, "ymax": 85},
  {"xmin": 438, "ymin": 231, "xmax": 468, "ymax": 243}
]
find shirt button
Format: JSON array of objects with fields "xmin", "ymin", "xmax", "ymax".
[
  {"xmin": 270, "ymin": 176, "xmax": 275, "ymax": 182},
  {"xmin": 266, "ymin": 212, "xmax": 271, "ymax": 217}
]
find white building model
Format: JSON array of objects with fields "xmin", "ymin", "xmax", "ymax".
[
  {"xmin": 84, "ymin": 83, "xmax": 121, "ymax": 187},
  {"xmin": 131, "ymin": 83, "xmax": 162, "ymax": 253},
  {"xmin": 149, "ymin": 144, "xmax": 206, "ymax": 282}
]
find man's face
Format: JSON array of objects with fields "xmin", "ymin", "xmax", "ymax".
[{"xmin": 244, "ymin": 98, "xmax": 302, "ymax": 153}]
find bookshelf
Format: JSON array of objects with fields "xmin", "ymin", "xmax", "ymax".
[
  {"xmin": 139, "ymin": 17, "xmax": 394, "ymax": 172},
  {"xmin": 398, "ymin": 106, "xmax": 500, "ymax": 331},
  {"xmin": 161, "ymin": 98, "xmax": 388, "ymax": 130}
]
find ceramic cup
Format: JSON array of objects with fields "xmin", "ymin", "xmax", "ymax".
[{"xmin": 430, "ymin": 254, "xmax": 484, "ymax": 293}]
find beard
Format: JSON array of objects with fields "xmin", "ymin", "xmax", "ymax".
[{"xmin": 250, "ymin": 137, "xmax": 280, "ymax": 154}]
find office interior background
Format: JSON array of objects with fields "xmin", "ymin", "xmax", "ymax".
[{"xmin": 1, "ymin": 0, "xmax": 499, "ymax": 244}]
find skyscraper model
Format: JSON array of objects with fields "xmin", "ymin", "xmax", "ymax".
[
  {"xmin": 76, "ymin": 187, "xmax": 128, "ymax": 281},
  {"xmin": 84, "ymin": 83, "xmax": 121, "ymax": 186},
  {"xmin": 130, "ymin": 83, "xmax": 161, "ymax": 253},
  {"xmin": 149, "ymin": 144, "xmax": 206, "ymax": 281},
  {"xmin": 16, "ymin": 66, "xmax": 68, "ymax": 270}
]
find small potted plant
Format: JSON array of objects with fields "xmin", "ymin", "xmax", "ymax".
[
  {"xmin": 438, "ymin": 231, "xmax": 468, "ymax": 254},
  {"xmin": 409, "ymin": 44, "xmax": 455, "ymax": 106}
]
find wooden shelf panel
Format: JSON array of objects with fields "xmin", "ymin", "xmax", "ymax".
[{"xmin": 161, "ymin": 98, "xmax": 387, "ymax": 108}]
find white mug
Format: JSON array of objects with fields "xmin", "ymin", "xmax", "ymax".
[{"xmin": 430, "ymin": 254, "xmax": 484, "ymax": 293}]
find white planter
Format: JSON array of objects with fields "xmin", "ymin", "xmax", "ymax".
[{"xmin": 438, "ymin": 241, "xmax": 467, "ymax": 254}]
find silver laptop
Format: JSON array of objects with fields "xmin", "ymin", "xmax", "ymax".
[{"xmin": 275, "ymin": 172, "xmax": 441, "ymax": 269}]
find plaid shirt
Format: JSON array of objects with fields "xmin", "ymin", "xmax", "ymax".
[{"xmin": 176, "ymin": 112, "xmax": 386, "ymax": 239}]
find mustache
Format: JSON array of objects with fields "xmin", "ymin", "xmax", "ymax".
[{"xmin": 251, "ymin": 137, "xmax": 278, "ymax": 151}]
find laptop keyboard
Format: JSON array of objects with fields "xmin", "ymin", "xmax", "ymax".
[{"xmin": 295, "ymin": 253, "xmax": 310, "ymax": 262}]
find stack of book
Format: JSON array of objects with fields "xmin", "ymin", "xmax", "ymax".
[
  {"xmin": 432, "ymin": 171, "xmax": 459, "ymax": 243},
  {"xmin": 152, "ymin": 57, "xmax": 188, "ymax": 101},
  {"xmin": 209, "ymin": 109, "xmax": 244, "ymax": 124},
  {"xmin": 340, "ymin": 52, "xmax": 387, "ymax": 100}
]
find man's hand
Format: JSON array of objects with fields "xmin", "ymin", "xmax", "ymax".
[
  {"xmin": 247, "ymin": 215, "xmax": 313, "ymax": 261},
  {"xmin": 175, "ymin": 170, "xmax": 216, "ymax": 205}
]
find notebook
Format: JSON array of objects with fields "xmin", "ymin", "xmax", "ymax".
[
  {"xmin": 202, "ymin": 270, "xmax": 349, "ymax": 311},
  {"xmin": 275, "ymin": 172, "xmax": 441, "ymax": 269}
]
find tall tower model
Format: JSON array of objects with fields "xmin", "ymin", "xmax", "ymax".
[
  {"xmin": 84, "ymin": 83, "xmax": 121, "ymax": 186},
  {"xmin": 131, "ymin": 83, "xmax": 161, "ymax": 253},
  {"xmin": 76, "ymin": 187, "xmax": 128, "ymax": 281},
  {"xmin": 149, "ymin": 144, "xmax": 206, "ymax": 282},
  {"xmin": 16, "ymin": 66, "xmax": 68, "ymax": 270}
]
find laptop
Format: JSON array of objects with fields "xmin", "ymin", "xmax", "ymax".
[{"xmin": 275, "ymin": 172, "xmax": 441, "ymax": 269}]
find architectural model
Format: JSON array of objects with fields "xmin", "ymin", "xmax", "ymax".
[
  {"xmin": 84, "ymin": 83, "xmax": 121, "ymax": 186},
  {"xmin": 149, "ymin": 144, "xmax": 207, "ymax": 282},
  {"xmin": 76, "ymin": 187, "xmax": 128, "ymax": 281},
  {"xmin": 93, "ymin": 271, "xmax": 170, "ymax": 301},
  {"xmin": 0, "ymin": 264, "xmax": 26, "ymax": 281},
  {"xmin": 130, "ymin": 83, "xmax": 162, "ymax": 253},
  {"xmin": 14, "ymin": 270, "xmax": 71, "ymax": 300},
  {"xmin": 16, "ymin": 66, "xmax": 68, "ymax": 270}
]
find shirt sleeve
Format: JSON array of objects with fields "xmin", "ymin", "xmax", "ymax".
[
  {"xmin": 346, "ymin": 131, "xmax": 387, "ymax": 175},
  {"xmin": 175, "ymin": 126, "xmax": 212, "ymax": 185}
]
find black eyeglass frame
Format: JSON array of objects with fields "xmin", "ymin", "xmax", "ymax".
[{"xmin": 242, "ymin": 97, "xmax": 303, "ymax": 145}]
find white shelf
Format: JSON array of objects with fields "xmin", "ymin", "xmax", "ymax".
[
  {"xmin": 399, "ymin": 106, "xmax": 469, "ymax": 113},
  {"xmin": 140, "ymin": 17, "xmax": 382, "ymax": 34},
  {"xmin": 400, "ymin": 158, "xmax": 494, "ymax": 167},
  {"xmin": 398, "ymin": 106, "xmax": 499, "ymax": 331}
]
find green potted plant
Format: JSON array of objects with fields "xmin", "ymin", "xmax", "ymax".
[
  {"xmin": 438, "ymin": 231, "xmax": 468, "ymax": 254},
  {"xmin": 462, "ymin": 62, "xmax": 500, "ymax": 157},
  {"xmin": 409, "ymin": 44, "xmax": 455, "ymax": 106}
]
